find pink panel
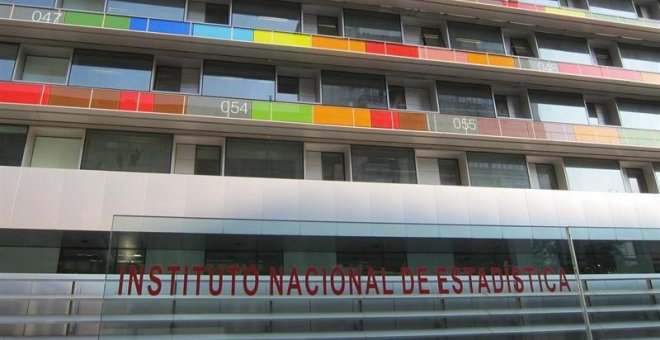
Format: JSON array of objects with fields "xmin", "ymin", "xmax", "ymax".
[
  {"xmin": 500, "ymin": 119, "xmax": 534, "ymax": 138},
  {"xmin": 424, "ymin": 48, "xmax": 454, "ymax": 62},
  {"xmin": 580, "ymin": 65, "xmax": 603, "ymax": 77},
  {"xmin": 558, "ymin": 63, "xmax": 581, "ymax": 75},
  {"xmin": 454, "ymin": 51, "xmax": 468, "ymax": 63},
  {"xmin": 602, "ymin": 68, "xmax": 642, "ymax": 81},
  {"xmin": 138, "ymin": 92, "xmax": 155, "ymax": 112},
  {"xmin": 118, "ymin": 92, "xmax": 138, "ymax": 111},
  {"xmin": 477, "ymin": 117, "xmax": 501, "ymax": 136},
  {"xmin": 503, "ymin": 1, "xmax": 539, "ymax": 10}
]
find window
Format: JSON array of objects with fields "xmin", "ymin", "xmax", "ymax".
[
  {"xmin": 205, "ymin": 3, "xmax": 229, "ymax": 25},
  {"xmin": 277, "ymin": 76, "xmax": 299, "ymax": 102},
  {"xmin": 388, "ymin": 86, "xmax": 406, "ymax": 110},
  {"xmin": 421, "ymin": 27, "xmax": 444, "ymax": 48},
  {"xmin": 616, "ymin": 98, "xmax": 660, "ymax": 130},
  {"xmin": 351, "ymin": 145, "xmax": 417, "ymax": 184},
  {"xmin": 317, "ymin": 15, "xmax": 338, "ymax": 36},
  {"xmin": 31, "ymin": 137, "xmax": 82, "ymax": 169},
  {"xmin": 655, "ymin": 164, "xmax": 660, "ymax": 192},
  {"xmin": 194, "ymin": 145, "xmax": 222, "ymax": 176},
  {"xmin": 15, "ymin": 46, "xmax": 70, "ymax": 84},
  {"xmin": 509, "ymin": 38, "xmax": 535, "ymax": 58},
  {"xmin": 448, "ymin": 22, "xmax": 505, "ymax": 54},
  {"xmin": 0, "ymin": 125, "xmax": 27, "ymax": 166},
  {"xmin": 494, "ymin": 94, "xmax": 528, "ymax": 119},
  {"xmin": 337, "ymin": 252, "xmax": 406, "ymax": 275},
  {"xmin": 529, "ymin": 90, "xmax": 588, "ymax": 125},
  {"xmin": 225, "ymin": 138, "xmax": 303, "ymax": 179},
  {"xmin": 586, "ymin": 103, "xmax": 616, "ymax": 126},
  {"xmin": 232, "ymin": 0, "xmax": 301, "ymax": 32},
  {"xmin": 343, "ymin": 9, "xmax": 402, "ymax": 43},
  {"xmin": 467, "ymin": 153, "xmax": 530, "ymax": 189},
  {"xmin": 107, "ymin": 0, "xmax": 186, "ymax": 21},
  {"xmin": 321, "ymin": 71, "xmax": 387, "ymax": 109},
  {"xmin": 154, "ymin": 63, "xmax": 200, "ymax": 94},
  {"xmin": 3, "ymin": 0, "xmax": 56, "ymax": 7},
  {"xmin": 202, "ymin": 60, "xmax": 275, "ymax": 101},
  {"xmin": 564, "ymin": 158, "xmax": 626, "ymax": 193},
  {"xmin": 436, "ymin": 81, "xmax": 495, "ymax": 117},
  {"xmin": 60, "ymin": 0, "xmax": 105, "ymax": 12},
  {"xmin": 0, "ymin": 43, "xmax": 18, "ymax": 81},
  {"xmin": 624, "ymin": 168, "xmax": 648, "ymax": 193},
  {"xmin": 588, "ymin": 0, "xmax": 637, "ymax": 18},
  {"xmin": 81, "ymin": 130, "xmax": 173, "ymax": 173},
  {"xmin": 206, "ymin": 251, "xmax": 282, "ymax": 275},
  {"xmin": 438, "ymin": 159, "xmax": 461, "ymax": 186},
  {"xmin": 69, "ymin": 49, "xmax": 153, "ymax": 91},
  {"xmin": 536, "ymin": 33, "xmax": 592, "ymax": 65},
  {"xmin": 58, "ymin": 248, "xmax": 109, "ymax": 274},
  {"xmin": 593, "ymin": 48, "xmax": 614, "ymax": 67},
  {"xmin": 529, "ymin": 163, "xmax": 559, "ymax": 190},
  {"xmin": 321, "ymin": 152, "xmax": 345, "ymax": 181},
  {"xmin": 618, "ymin": 44, "xmax": 660, "ymax": 73}
]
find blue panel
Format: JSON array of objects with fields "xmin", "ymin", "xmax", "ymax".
[
  {"xmin": 232, "ymin": 28, "xmax": 254, "ymax": 42},
  {"xmin": 129, "ymin": 17, "xmax": 147, "ymax": 31},
  {"xmin": 148, "ymin": 19, "xmax": 190, "ymax": 35},
  {"xmin": 192, "ymin": 24, "xmax": 231, "ymax": 40}
]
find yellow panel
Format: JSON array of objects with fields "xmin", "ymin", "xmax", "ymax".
[
  {"xmin": 313, "ymin": 106, "xmax": 354, "ymax": 126},
  {"xmin": 253, "ymin": 30, "xmax": 273, "ymax": 43},
  {"xmin": 573, "ymin": 125, "xmax": 620, "ymax": 144},
  {"xmin": 545, "ymin": 7, "xmax": 587, "ymax": 18},
  {"xmin": 272, "ymin": 32, "xmax": 312, "ymax": 47},
  {"xmin": 641, "ymin": 72, "xmax": 660, "ymax": 85},
  {"xmin": 466, "ymin": 53, "xmax": 489, "ymax": 65},
  {"xmin": 349, "ymin": 40, "xmax": 366, "ymax": 53},
  {"xmin": 488, "ymin": 55, "xmax": 516, "ymax": 68},
  {"xmin": 353, "ymin": 109, "xmax": 371, "ymax": 127}
]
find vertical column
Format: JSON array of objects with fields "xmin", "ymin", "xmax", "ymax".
[{"xmin": 566, "ymin": 227, "xmax": 593, "ymax": 340}]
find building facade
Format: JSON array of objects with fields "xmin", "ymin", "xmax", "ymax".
[{"xmin": 1, "ymin": 0, "xmax": 660, "ymax": 338}]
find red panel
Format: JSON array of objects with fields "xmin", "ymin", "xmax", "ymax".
[
  {"xmin": 558, "ymin": 63, "xmax": 581, "ymax": 75},
  {"xmin": 119, "ymin": 91, "xmax": 139, "ymax": 111},
  {"xmin": 503, "ymin": 1, "xmax": 539, "ymax": 10},
  {"xmin": 370, "ymin": 110, "xmax": 393, "ymax": 128},
  {"xmin": 41, "ymin": 85, "xmax": 51, "ymax": 105},
  {"xmin": 477, "ymin": 117, "xmax": 501, "ymax": 136},
  {"xmin": 580, "ymin": 65, "xmax": 603, "ymax": 77},
  {"xmin": 500, "ymin": 119, "xmax": 533, "ymax": 138},
  {"xmin": 0, "ymin": 82, "xmax": 43, "ymax": 104},
  {"xmin": 602, "ymin": 68, "xmax": 642, "ymax": 81},
  {"xmin": 138, "ymin": 92, "xmax": 155, "ymax": 112},
  {"xmin": 365, "ymin": 41, "xmax": 386, "ymax": 54},
  {"xmin": 392, "ymin": 112, "xmax": 400, "ymax": 129},
  {"xmin": 386, "ymin": 43, "xmax": 419, "ymax": 58}
]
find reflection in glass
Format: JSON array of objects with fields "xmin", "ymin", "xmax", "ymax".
[
  {"xmin": 467, "ymin": 152, "xmax": 530, "ymax": 188},
  {"xmin": 61, "ymin": 0, "xmax": 105, "ymax": 12},
  {"xmin": 343, "ymin": 9, "xmax": 402, "ymax": 43},
  {"xmin": 232, "ymin": 0, "xmax": 301, "ymax": 32},
  {"xmin": 69, "ymin": 49, "xmax": 153, "ymax": 91},
  {"xmin": 225, "ymin": 138, "xmax": 303, "ymax": 179},
  {"xmin": 202, "ymin": 60, "xmax": 275, "ymax": 101},
  {"xmin": 18, "ymin": 56, "xmax": 69, "ymax": 84},
  {"xmin": 107, "ymin": 0, "xmax": 186, "ymax": 21},
  {"xmin": 351, "ymin": 145, "xmax": 417, "ymax": 184},
  {"xmin": 616, "ymin": 98, "xmax": 660, "ymax": 130},
  {"xmin": 0, "ymin": 43, "xmax": 18, "ymax": 81},
  {"xmin": 436, "ymin": 81, "xmax": 495, "ymax": 117},
  {"xmin": 529, "ymin": 90, "xmax": 588, "ymax": 124},
  {"xmin": 536, "ymin": 33, "xmax": 592, "ymax": 64},
  {"xmin": 619, "ymin": 44, "xmax": 660, "ymax": 73},
  {"xmin": 588, "ymin": 0, "xmax": 637, "ymax": 18},
  {"xmin": 448, "ymin": 21, "xmax": 505, "ymax": 54},
  {"xmin": 81, "ymin": 130, "xmax": 173, "ymax": 173},
  {"xmin": 564, "ymin": 158, "xmax": 626, "ymax": 192},
  {"xmin": 321, "ymin": 70, "xmax": 387, "ymax": 109}
]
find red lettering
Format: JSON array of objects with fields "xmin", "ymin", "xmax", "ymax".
[
  {"xmin": 193, "ymin": 266, "xmax": 205, "ymax": 296},
  {"xmin": 269, "ymin": 266, "xmax": 284, "ymax": 296},
  {"xmin": 118, "ymin": 265, "xmax": 125, "ymax": 295},
  {"xmin": 436, "ymin": 267, "xmax": 449, "ymax": 294},
  {"xmin": 477, "ymin": 268, "xmax": 490, "ymax": 294},
  {"xmin": 417, "ymin": 267, "xmax": 430, "ymax": 295},
  {"xmin": 490, "ymin": 267, "xmax": 504, "ymax": 293},
  {"xmin": 228, "ymin": 265, "xmax": 240, "ymax": 295},
  {"xmin": 287, "ymin": 267, "xmax": 302, "ymax": 296},
  {"xmin": 243, "ymin": 266, "xmax": 259, "ymax": 296},
  {"xmin": 544, "ymin": 267, "xmax": 556, "ymax": 292},
  {"xmin": 167, "ymin": 265, "xmax": 180, "ymax": 295},
  {"xmin": 401, "ymin": 267, "xmax": 415, "ymax": 295},
  {"xmin": 348, "ymin": 268, "xmax": 362, "ymax": 295},
  {"xmin": 559, "ymin": 267, "xmax": 571, "ymax": 292},
  {"xmin": 208, "ymin": 266, "xmax": 223, "ymax": 296},
  {"xmin": 365, "ymin": 267, "xmax": 379, "ymax": 295},
  {"xmin": 451, "ymin": 267, "xmax": 463, "ymax": 294},
  {"xmin": 381, "ymin": 268, "xmax": 393, "ymax": 295},
  {"xmin": 463, "ymin": 267, "xmax": 475, "ymax": 293},
  {"xmin": 148, "ymin": 265, "xmax": 162, "ymax": 296},
  {"xmin": 305, "ymin": 267, "xmax": 319, "ymax": 296},
  {"xmin": 182, "ymin": 266, "xmax": 189, "ymax": 296},
  {"xmin": 128, "ymin": 265, "xmax": 145, "ymax": 296},
  {"xmin": 512, "ymin": 266, "xmax": 524, "ymax": 293},
  {"xmin": 330, "ymin": 266, "xmax": 345, "ymax": 295},
  {"xmin": 524, "ymin": 267, "xmax": 535, "ymax": 293}
]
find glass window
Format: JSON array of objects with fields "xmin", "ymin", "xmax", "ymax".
[
  {"xmin": 421, "ymin": 27, "xmax": 445, "ymax": 48},
  {"xmin": 467, "ymin": 152, "xmax": 530, "ymax": 189},
  {"xmin": 619, "ymin": 44, "xmax": 660, "ymax": 74},
  {"xmin": 107, "ymin": 0, "xmax": 186, "ymax": 21},
  {"xmin": 31, "ymin": 136, "xmax": 82, "ymax": 169},
  {"xmin": 153, "ymin": 66, "xmax": 181, "ymax": 92},
  {"xmin": 317, "ymin": 15, "xmax": 338, "ymax": 36},
  {"xmin": 588, "ymin": 0, "xmax": 637, "ymax": 18},
  {"xmin": 529, "ymin": 90, "xmax": 588, "ymax": 125},
  {"xmin": 17, "ymin": 55, "xmax": 69, "ymax": 84},
  {"xmin": 574, "ymin": 240, "xmax": 654, "ymax": 274},
  {"xmin": 438, "ymin": 159, "xmax": 461, "ymax": 186},
  {"xmin": 624, "ymin": 168, "xmax": 648, "ymax": 193},
  {"xmin": 351, "ymin": 145, "xmax": 417, "ymax": 184},
  {"xmin": 321, "ymin": 152, "xmax": 345, "ymax": 181},
  {"xmin": 225, "ymin": 138, "xmax": 303, "ymax": 179},
  {"xmin": 2, "ymin": 0, "xmax": 55, "ymax": 7},
  {"xmin": 616, "ymin": 98, "xmax": 660, "ymax": 130},
  {"xmin": 0, "ymin": 43, "xmax": 18, "ymax": 81},
  {"xmin": 536, "ymin": 33, "xmax": 592, "ymax": 64},
  {"xmin": 277, "ymin": 76, "xmax": 299, "ymax": 102},
  {"xmin": 69, "ymin": 50, "xmax": 153, "ymax": 91},
  {"xmin": 388, "ymin": 85, "xmax": 406, "ymax": 110},
  {"xmin": 337, "ymin": 252, "xmax": 406, "ymax": 275},
  {"xmin": 655, "ymin": 164, "xmax": 660, "ymax": 192},
  {"xmin": 81, "ymin": 130, "xmax": 173, "ymax": 173},
  {"xmin": 448, "ymin": 22, "xmax": 505, "ymax": 54},
  {"xmin": 321, "ymin": 71, "xmax": 387, "ymax": 109},
  {"xmin": 0, "ymin": 125, "xmax": 28, "ymax": 166},
  {"xmin": 436, "ymin": 81, "xmax": 495, "ymax": 117},
  {"xmin": 206, "ymin": 251, "xmax": 282, "ymax": 275},
  {"xmin": 205, "ymin": 3, "xmax": 229, "ymax": 25},
  {"xmin": 61, "ymin": 0, "xmax": 105, "ymax": 12},
  {"xmin": 202, "ymin": 60, "xmax": 275, "ymax": 101},
  {"xmin": 58, "ymin": 248, "xmax": 109, "ymax": 274},
  {"xmin": 586, "ymin": 103, "xmax": 616, "ymax": 126},
  {"xmin": 593, "ymin": 48, "xmax": 614, "ymax": 67},
  {"xmin": 509, "ymin": 38, "xmax": 535, "ymax": 57},
  {"xmin": 564, "ymin": 158, "xmax": 626, "ymax": 193},
  {"xmin": 232, "ymin": 0, "xmax": 301, "ymax": 32},
  {"xmin": 343, "ymin": 9, "xmax": 402, "ymax": 43},
  {"xmin": 529, "ymin": 163, "xmax": 559, "ymax": 190},
  {"xmin": 195, "ymin": 145, "xmax": 221, "ymax": 176}
]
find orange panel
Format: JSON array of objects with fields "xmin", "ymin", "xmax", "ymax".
[
  {"xmin": 573, "ymin": 125, "xmax": 620, "ymax": 144},
  {"xmin": 397, "ymin": 112, "xmax": 427, "ymax": 131},
  {"xmin": 642, "ymin": 72, "xmax": 660, "ymax": 85},
  {"xmin": 90, "ymin": 89, "xmax": 121, "ymax": 110},
  {"xmin": 313, "ymin": 105, "xmax": 354, "ymax": 126},
  {"xmin": 48, "ymin": 86, "xmax": 91, "ymax": 108},
  {"xmin": 348, "ymin": 40, "xmax": 366, "ymax": 53},
  {"xmin": 353, "ymin": 109, "xmax": 371, "ymax": 127},
  {"xmin": 312, "ymin": 36, "xmax": 350, "ymax": 50},
  {"xmin": 153, "ymin": 94, "xmax": 185, "ymax": 114},
  {"xmin": 488, "ymin": 55, "xmax": 515, "ymax": 67},
  {"xmin": 466, "ymin": 52, "xmax": 489, "ymax": 65}
]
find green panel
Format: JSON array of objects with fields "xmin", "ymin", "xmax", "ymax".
[
  {"xmin": 617, "ymin": 128, "xmax": 660, "ymax": 147},
  {"xmin": 64, "ymin": 11, "xmax": 103, "ymax": 27},
  {"xmin": 251, "ymin": 101, "xmax": 271, "ymax": 120},
  {"xmin": 271, "ymin": 102, "xmax": 313, "ymax": 123},
  {"xmin": 104, "ymin": 15, "xmax": 130, "ymax": 29}
]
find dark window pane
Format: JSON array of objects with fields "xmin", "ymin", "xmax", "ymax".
[
  {"xmin": 564, "ymin": 158, "xmax": 625, "ymax": 193},
  {"xmin": 0, "ymin": 125, "xmax": 28, "ymax": 166},
  {"xmin": 61, "ymin": 0, "xmax": 105, "ymax": 12},
  {"xmin": 351, "ymin": 145, "xmax": 417, "ymax": 184},
  {"xmin": 533, "ymin": 163, "xmax": 559, "ymax": 190},
  {"xmin": 205, "ymin": 3, "xmax": 229, "ymax": 25},
  {"xmin": 154, "ymin": 66, "xmax": 181, "ymax": 92},
  {"xmin": 317, "ymin": 15, "xmax": 338, "ymax": 36},
  {"xmin": 448, "ymin": 22, "xmax": 504, "ymax": 54},
  {"xmin": 107, "ymin": 0, "xmax": 186, "ymax": 21},
  {"xmin": 436, "ymin": 81, "xmax": 495, "ymax": 117},
  {"xmin": 438, "ymin": 159, "xmax": 461, "ymax": 185},
  {"xmin": 421, "ymin": 27, "xmax": 444, "ymax": 47},
  {"xmin": 593, "ymin": 48, "xmax": 614, "ymax": 66},
  {"xmin": 81, "ymin": 130, "xmax": 173, "ymax": 173},
  {"xmin": 494, "ymin": 95, "xmax": 510, "ymax": 117},
  {"xmin": 58, "ymin": 248, "xmax": 108, "ymax": 274},
  {"xmin": 467, "ymin": 152, "xmax": 530, "ymax": 188},
  {"xmin": 69, "ymin": 49, "xmax": 153, "ymax": 91},
  {"xmin": 337, "ymin": 252, "xmax": 406, "ymax": 275},
  {"xmin": 322, "ymin": 70, "xmax": 387, "ymax": 109},
  {"xmin": 574, "ymin": 241, "xmax": 654, "ymax": 274},
  {"xmin": 510, "ymin": 38, "xmax": 534, "ymax": 57},
  {"xmin": 625, "ymin": 168, "xmax": 648, "ymax": 193},
  {"xmin": 232, "ymin": 0, "xmax": 301, "ymax": 32},
  {"xmin": 529, "ymin": 90, "xmax": 588, "ymax": 124},
  {"xmin": 388, "ymin": 85, "xmax": 406, "ymax": 109},
  {"xmin": 195, "ymin": 145, "xmax": 221, "ymax": 176},
  {"xmin": 321, "ymin": 152, "xmax": 345, "ymax": 181},
  {"xmin": 277, "ymin": 76, "xmax": 299, "ymax": 102},
  {"xmin": 536, "ymin": 33, "xmax": 591, "ymax": 64},
  {"xmin": 206, "ymin": 251, "xmax": 282, "ymax": 275},
  {"xmin": 0, "ymin": 43, "xmax": 18, "ymax": 81},
  {"xmin": 343, "ymin": 9, "xmax": 402, "ymax": 43},
  {"xmin": 616, "ymin": 98, "xmax": 660, "ymax": 130},
  {"xmin": 225, "ymin": 138, "xmax": 303, "ymax": 179},
  {"xmin": 202, "ymin": 60, "xmax": 275, "ymax": 101},
  {"xmin": 2, "ymin": 0, "xmax": 55, "ymax": 7}
]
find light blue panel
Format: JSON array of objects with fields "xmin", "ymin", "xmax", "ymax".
[
  {"xmin": 642, "ymin": 228, "xmax": 660, "ymax": 241},
  {"xmin": 501, "ymin": 226, "xmax": 533, "ymax": 239},
  {"xmin": 569, "ymin": 227, "xmax": 590, "ymax": 240},
  {"xmin": 615, "ymin": 228, "xmax": 643, "ymax": 241},
  {"xmin": 531, "ymin": 227, "xmax": 564, "ymax": 240},
  {"xmin": 224, "ymin": 219, "xmax": 261, "ymax": 235},
  {"xmin": 470, "ymin": 226, "xmax": 502, "ymax": 239},
  {"xmin": 148, "ymin": 19, "xmax": 190, "ymax": 35},
  {"xmin": 232, "ymin": 27, "xmax": 253, "ymax": 42},
  {"xmin": 299, "ymin": 222, "xmax": 337, "ymax": 236},
  {"xmin": 192, "ymin": 23, "xmax": 231, "ymax": 39},
  {"xmin": 262, "ymin": 220, "xmax": 300, "ymax": 235},
  {"xmin": 129, "ymin": 17, "xmax": 147, "ymax": 31},
  {"xmin": 588, "ymin": 227, "xmax": 616, "ymax": 240},
  {"xmin": 438, "ymin": 225, "xmax": 471, "ymax": 238},
  {"xmin": 372, "ymin": 224, "xmax": 406, "ymax": 237},
  {"xmin": 336, "ymin": 223, "xmax": 372, "ymax": 237}
]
